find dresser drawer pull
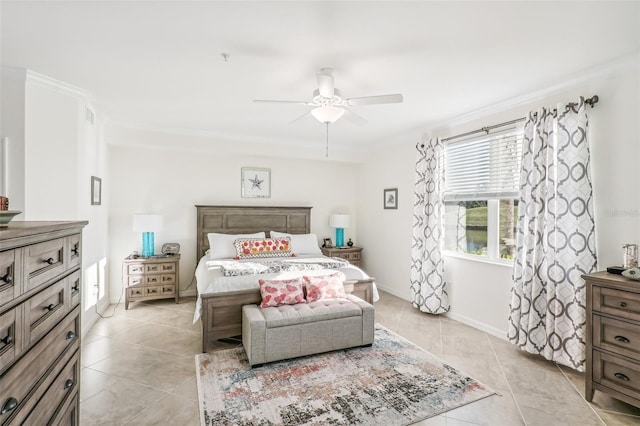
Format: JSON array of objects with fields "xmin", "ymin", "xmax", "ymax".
[
  {"xmin": 0, "ymin": 273, "xmax": 11, "ymax": 284},
  {"xmin": 148, "ymin": 289, "xmax": 157, "ymax": 293},
  {"xmin": 615, "ymin": 335, "xmax": 630, "ymax": 344},
  {"xmin": 45, "ymin": 303, "xmax": 56, "ymax": 311},
  {"xmin": 65, "ymin": 331, "xmax": 77, "ymax": 340},
  {"xmin": 620, "ymin": 302, "xmax": 628, "ymax": 307},
  {"xmin": 614, "ymin": 372, "xmax": 630, "ymax": 381},
  {"xmin": 0, "ymin": 334, "xmax": 12, "ymax": 345},
  {"xmin": 72, "ymin": 283, "xmax": 79, "ymax": 292},
  {"xmin": 1, "ymin": 397, "xmax": 18, "ymax": 415},
  {"xmin": 44, "ymin": 257, "xmax": 55, "ymax": 265},
  {"xmin": 64, "ymin": 379, "xmax": 74, "ymax": 390},
  {"xmin": 71, "ymin": 245, "xmax": 79, "ymax": 255}
]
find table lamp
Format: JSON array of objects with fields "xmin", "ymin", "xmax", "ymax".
[
  {"xmin": 329, "ymin": 214, "xmax": 350, "ymax": 247},
  {"xmin": 133, "ymin": 214, "xmax": 163, "ymax": 257}
]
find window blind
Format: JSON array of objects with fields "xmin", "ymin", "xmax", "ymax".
[{"xmin": 444, "ymin": 127, "xmax": 523, "ymax": 201}]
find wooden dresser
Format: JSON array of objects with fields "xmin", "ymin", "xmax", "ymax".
[
  {"xmin": 584, "ymin": 271, "xmax": 640, "ymax": 408},
  {"xmin": 0, "ymin": 221, "xmax": 87, "ymax": 425},
  {"xmin": 321, "ymin": 246, "xmax": 363, "ymax": 268},
  {"xmin": 122, "ymin": 255, "xmax": 180, "ymax": 309}
]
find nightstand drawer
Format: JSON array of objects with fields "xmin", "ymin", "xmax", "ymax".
[
  {"xmin": 144, "ymin": 274, "xmax": 175, "ymax": 285},
  {"xmin": 593, "ymin": 314, "xmax": 640, "ymax": 359},
  {"xmin": 593, "ymin": 350, "xmax": 640, "ymax": 401},
  {"xmin": 346, "ymin": 253, "xmax": 361, "ymax": 261},
  {"xmin": 593, "ymin": 285, "xmax": 640, "ymax": 322},
  {"xmin": 145, "ymin": 263, "xmax": 176, "ymax": 274}
]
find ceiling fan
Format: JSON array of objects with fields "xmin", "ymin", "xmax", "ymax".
[{"xmin": 253, "ymin": 68, "xmax": 403, "ymax": 126}]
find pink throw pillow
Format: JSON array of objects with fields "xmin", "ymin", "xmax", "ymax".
[
  {"xmin": 303, "ymin": 273, "xmax": 346, "ymax": 302},
  {"xmin": 258, "ymin": 277, "xmax": 306, "ymax": 308}
]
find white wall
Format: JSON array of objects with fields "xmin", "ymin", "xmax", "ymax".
[
  {"xmin": 0, "ymin": 68, "xmax": 26, "ymax": 213},
  {"xmin": 357, "ymin": 58, "xmax": 640, "ymax": 338},
  {"xmin": 106, "ymin": 127, "xmax": 360, "ymax": 303}
]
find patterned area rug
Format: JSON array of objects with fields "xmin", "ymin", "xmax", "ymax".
[{"xmin": 195, "ymin": 324, "xmax": 496, "ymax": 425}]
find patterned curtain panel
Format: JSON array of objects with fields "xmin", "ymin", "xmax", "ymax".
[
  {"xmin": 411, "ymin": 138, "xmax": 449, "ymax": 314},
  {"xmin": 508, "ymin": 98, "xmax": 597, "ymax": 372}
]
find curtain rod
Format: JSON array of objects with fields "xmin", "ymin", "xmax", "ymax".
[{"xmin": 433, "ymin": 95, "xmax": 599, "ymax": 144}]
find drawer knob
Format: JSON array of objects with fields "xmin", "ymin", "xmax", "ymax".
[
  {"xmin": 615, "ymin": 335, "xmax": 630, "ymax": 344},
  {"xmin": 614, "ymin": 372, "xmax": 630, "ymax": 381},
  {"xmin": 71, "ymin": 245, "xmax": 79, "ymax": 255},
  {"xmin": 0, "ymin": 334, "xmax": 12, "ymax": 345},
  {"xmin": 620, "ymin": 302, "xmax": 628, "ymax": 307},
  {"xmin": 45, "ymin": 303, "xmax": 55, "ymax": 311},
  {"xmin": 0, "ymin": 273, "xmax": 11, "ymax": 284},
  {"xmin": 1, "ymin": 397, "xmax": 18, "ymax": 415},
  {"xmin": 64, "ymin": 379, "xmax": 74, "ymax": 390},
  {"xmin": 44, "ymin": 257, "xmax": 55, "ymax": 265},
  {"xmin": 65, "ymin": 331, "xmax": 76, "ymax": 341},
  {"xmin": 72, "ymin": 283, "xmax": 79, "ymax": 292}
]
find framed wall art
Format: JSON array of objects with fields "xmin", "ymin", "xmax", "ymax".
[
  {"xmin": 241, "ymin": 167, "xmax": 271, "ymax": 198},
  {"xmin": 384, "ymin": 188, "xmax": 398, "ymax": 209},
  {"xmin": 91, "ymin": 176, "xmax": 102, "ymax": 205}
]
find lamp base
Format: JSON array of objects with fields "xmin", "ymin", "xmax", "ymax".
[
  {"xmin": 335, "ymin": 228, "xmax": 344, "ymax": 247},
  {"xmin": 142, "ymin": 232, "xmax": 155, "ymax": 257}
]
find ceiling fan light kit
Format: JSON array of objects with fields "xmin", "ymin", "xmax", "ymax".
[{"xmin": 311, "ymin": 105, "xmax": 345, "ymax": 124}]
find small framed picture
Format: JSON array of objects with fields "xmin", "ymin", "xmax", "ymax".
[
  {"xmin": 322, "ymin": 238, "xmax": 333, "ymax": 248},
  {"xmin": 384, "ymin": 188, "xmax": 398, "ymax": 209},
  {"xmin": 241, "ymin": 167, "xmax": 271, "ymax": 198},
  {"xmin": 91, "ymin": 176, "xmax": 102, "ymax": 205}
]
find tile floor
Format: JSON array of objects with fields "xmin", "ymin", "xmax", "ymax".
[{"xmin": 80, "ymin": 292, "xmax": 640, "ymax": 425}]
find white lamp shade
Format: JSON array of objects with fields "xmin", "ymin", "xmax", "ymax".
[
  {"xmin": 311, "ymin": 106, "xmax": 345, "ymax": 124},
  {"xmin": 133, "ymin": 214, "xmax": 163, "ymax": 232},
  {"xmin": 329, "ymin": 214, "xmax": 350, "ymax": 229}
]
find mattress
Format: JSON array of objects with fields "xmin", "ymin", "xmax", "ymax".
[{"xmin": 192, "ymin": 254, "xmax": 379, "ymax": 323}]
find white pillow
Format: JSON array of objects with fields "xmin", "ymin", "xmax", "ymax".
[
  {"xmin": 207, "ymin": 232, "xmax": 265, "ymax": 259},
  {"xmin": 270, "ymin": 231, "xmax": 322, "ymax": 255}
]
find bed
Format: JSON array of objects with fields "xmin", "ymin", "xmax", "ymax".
[{"xmin": 194, "ymin": 205, "xmax": 378, "ymax": 352}]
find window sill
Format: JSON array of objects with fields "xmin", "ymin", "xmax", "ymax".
[{"xmin": 443, "ymin": 251, "xmax": 514, "ymax": 268}]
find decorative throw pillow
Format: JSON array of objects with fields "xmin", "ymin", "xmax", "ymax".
[
  {"xmin": 207, "ymin": 232, "xmax": 265, "ymax": 260},
  {"xmin": 258, "ymin": 277, "xmax": 306, "ymax": 308},
  {"xmin": 303, "ymin": 272, "xmax": 347, "ymax": 302},
  {"xmin": 234, "ymin": 237, "xmax": 292, "ymax": 259},
  {"xmin": 270, "ymin": 231, "xmax": 322, "ymax": 255}
]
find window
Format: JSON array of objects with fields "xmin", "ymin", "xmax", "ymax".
[{"xmin": 443, "ymin": 126, "xmax": 523, "ymax": 261}]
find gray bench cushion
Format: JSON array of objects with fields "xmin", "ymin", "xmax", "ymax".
[{"xmin": 261, "ymin": 298, "xmax": 362, "ymax": 328}]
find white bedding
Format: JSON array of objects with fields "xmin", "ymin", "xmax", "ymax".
[{"xmin": 192, "ymin": 254, "xmax": 379, "ymax": 323}]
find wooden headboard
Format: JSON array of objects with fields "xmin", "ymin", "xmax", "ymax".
[{"xmin": 195, "ymin": 205, "xmax": 311, "ymax": 259}]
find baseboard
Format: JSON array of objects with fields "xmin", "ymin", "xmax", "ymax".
[
  {"xmin": 445, "ymin": 311, "xmax": 508, "ymax": 341},
  {"xmin": 375, "ymin": 284, "xmax": 411, "ymax": 301},
  {"xmin": 180, "ymin": 289, "xmax": 197, "ymax": 298}
]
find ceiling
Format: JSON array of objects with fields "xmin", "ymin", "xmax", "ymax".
[{"xmin": 1, "ymin": 1, "xmax": 639, "ymax": 153}]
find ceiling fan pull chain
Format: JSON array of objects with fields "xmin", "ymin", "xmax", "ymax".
[{"xmin": 326, "ymin": 122, "xmax": 329, "ymax": 158}]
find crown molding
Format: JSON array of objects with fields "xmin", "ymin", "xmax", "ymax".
[{"xmin": 1, "ymin": 66, "xmax": 93, "ymax": 102}]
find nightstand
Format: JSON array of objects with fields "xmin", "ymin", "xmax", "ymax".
[
  {"xmin": 122, "ymin": 254, "xmax": 180, "ymax": 309},
  {"xmin": 321, "ymin": 246, "xmax": 363, "ymax": 268}
]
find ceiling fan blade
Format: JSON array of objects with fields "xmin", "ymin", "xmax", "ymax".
[
  {"xmin": 343, "ymin": 109, "xmax": 368, "ymax": 126},
  {"xmin": 316, "ymin": 68, "xmax": 334, "ymax": 98},
  {"xmin": 253, "ymin": 99, "xmax": 311, "ymax": 105},
  {"xmin": 345, "ymin": 94, "xmax": 403, "ymax": 106},
  {"xmin": 288, "ymin": 110, "xmax": 312, "ymax": 124}
]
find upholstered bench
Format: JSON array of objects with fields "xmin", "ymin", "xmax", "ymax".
[{"xmin": 242, "ymin": 294, "xmax": 375, "ymax": 366}]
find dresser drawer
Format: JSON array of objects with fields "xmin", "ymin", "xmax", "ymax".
[
  {"xmin": 66, "ymin": 234, "xmax": 82, "ymax": 270},
  {"xmin": 127, "ymin": 287, "xmax": 145, "ymax": 299},
  {"xmin": 161, "ymin": 284, "xmax": 176, "ymax": 296},
  {"xmin": 145, "ymin": 274, "xmax": 176, "ymax": 285},
  {"xmin": 24, "ymin": 279, "xmax": 69, "ymax": 347},
  {"xmin": 144, "ymin": 286, "xmax": 162, "ymax": 296},
  {"xmin": 145, "ymin": 262, "xmax": 176, "ymax": 274},
  {"xmin": 593, "ymin": 314, "xmax": 640, "ymax": 359},
  {"xmin": 69, "ymin": 270, "xmax": 81, "ymax": 309},
  {"xmin": 23, "ymin": 351, "xmax": 79, "ymax": 426},
  {"xmin": 127, "ymin": 263, "xmax": 144, "ymax": 275},
  {"xmin": 593, "ymin": 350, "xmax": 640, "ymax": 402},
  {"xmin": 51, "ymin": 392, "xmax": 79, "ymax": 426},
  {"xmin": 346, "ymin": 253, "xmax": 361, "ymax": 261},
  {"xmin": 26, "ymin": 238, "xmax": 66, "ymax": 292},
  {"xmin": 0, "ymin": 309, "xmax": 79, "ymax": 424},
  {"xmin": 0, "ymin": 248, "xmax": 22, "ymax": 308},
  {"xmin": 0, "ymin": 304, "xmax": 23, "ymax": 374},
  {"xmin": 593, "ymin": 285, "xmax": 640, "ymax": 322}
]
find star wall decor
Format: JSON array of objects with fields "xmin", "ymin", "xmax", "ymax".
[{"xmin": 241, "ymin": 167, "xmax": 271, "ymax": 198}]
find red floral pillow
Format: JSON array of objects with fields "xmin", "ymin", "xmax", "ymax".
[
  {"xmin": 234, "ymin": 237, "xmax": 292, "ymax": 259},
  {"xmin": 258, "ymin": 277, "xmax": 306, "ymax": 308},
  {"xmin": 303, "ymin": 273, "xmax": 346, "ymax": 302}
]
